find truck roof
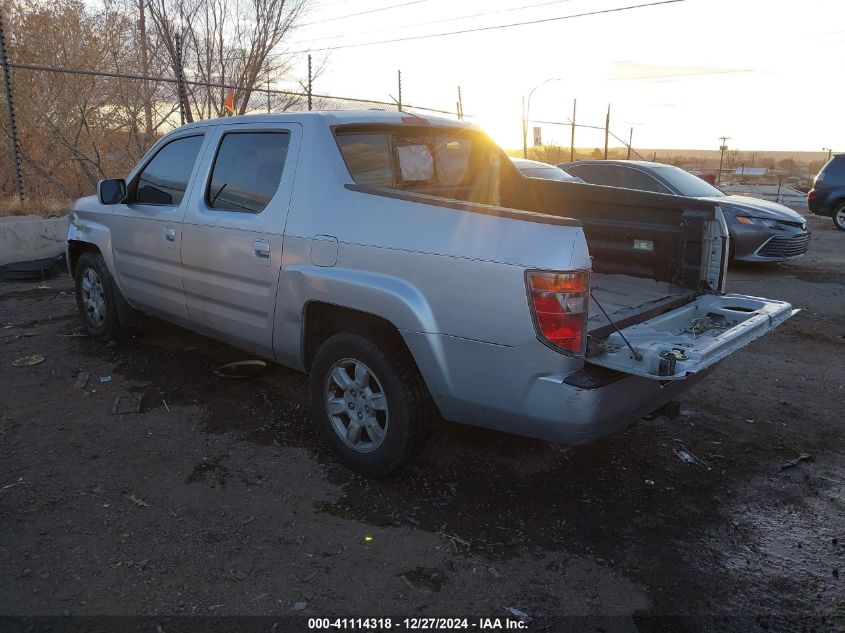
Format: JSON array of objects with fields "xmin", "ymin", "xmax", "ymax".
[{"xmin": 175, "ymin": 109, "xmax": 475, "ymax": 132}]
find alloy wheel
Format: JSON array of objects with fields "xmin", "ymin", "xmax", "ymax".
[
  {"xmin": 324, "ymin": 357, "xmax": 389, "ymax": 453},
  {"xmin": 80, "ymin": 268, "xmax": 106, "ymax": 328}
]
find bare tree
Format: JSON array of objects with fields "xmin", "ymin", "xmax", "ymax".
[{"xmin": 144, "ymin": 0, "xmax": 312, "ymax": 121}]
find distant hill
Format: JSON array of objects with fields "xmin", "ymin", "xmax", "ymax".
[{"xmin": 635, "ymin": 149, "xmax": 829, "ymax": 162}]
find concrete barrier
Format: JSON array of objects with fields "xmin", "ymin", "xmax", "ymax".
[{"xmin": 0, "ymin": 214, "xmax": 69, "ymax": 267}]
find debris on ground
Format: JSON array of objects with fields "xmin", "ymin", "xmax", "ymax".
[
  {"xmin": 673, "ymin": 441, "xmax": 711, "ymax": 469},
  {"xmin": 73, "ymin": 371, "xmax": 90, "ymax": 389},
  {"xmin": 111, "ymin": 395, "xmax": 143, "ymax": 414},
  {"xmin": 127, "ymin": 494, "xmax": 149, "ymax": 507},
  {"xmin": 781, "ymin": 453, "xmax": 815, "ymax": 470},
  {"xmin": 505, "ymin": 607, "xmax": 532, "ymax": 623},
  {"xmin": 399, "ymin": 567, "xmax": 447, "ymax": 591},
  {"xmin": 11, "ymin": 354, "xmax": 45, "ymax": 367},
  {"xmin": 212, "ymin": 359, "xmax": 270, "ymax": 379},
  {"xmin": 1, "ymin": 334, "xmax": 21, "ymax": 345},
  {"xmin": 162, "ymin": 399, "xmax": 170, "ymax": 412},
  {"xmin": 292, "ymin": 601, "xmax": 307, "ymax": 611},
  {"xmin": 99, "ymin": 375, "xmax": 112, "ymax": 383},
  {"xmin": 1, "ymin": 478, "xmax": 29, "ymax": 492},
  {"xmin": 294, "ymin": 570, "xmax": 319, "ymax": 583}
]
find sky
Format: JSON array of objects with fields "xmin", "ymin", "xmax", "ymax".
[{"xmin": 272, "ymin": 0, "xmax": 845, "ymax": 153}]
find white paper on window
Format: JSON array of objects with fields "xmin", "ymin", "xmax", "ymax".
[{"xmin": 397, "ymin": 144, "xmax": 434, "ymax": 181}]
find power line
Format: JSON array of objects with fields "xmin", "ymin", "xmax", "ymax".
[
  {"xmin": 298, "ymin": 0, "xmax": 433, "ymax": 28},
  {"xmin": 4, "ymin": 61, "xmax": 463, "ymax": 116},
  {"xmin": 294, "ymin": 0, "xmax": 578, "ymax": 44},
  {"xmin": 285, "ymin": 0, "xmax": 690, "ymax": 54}
]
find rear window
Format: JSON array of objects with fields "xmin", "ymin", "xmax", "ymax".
[
  {"xmin": 336, "ymin": 127, "xmax": 501, "ymax": 205},
  {"xmin": 822, "ymin": 155, "xmax": 845, "ymax": 179}
]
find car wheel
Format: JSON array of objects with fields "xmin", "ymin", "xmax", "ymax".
[
  {"xmin": 309, "ymin": 331, "xmax": 429, "ymax": 476},
  {"xmin": 833, "ymin": 202, "xmax": 845, "ymax": 231},
  {"xmin": 74, "ymin": 251, "xmax": 121, "ymax": 341}
]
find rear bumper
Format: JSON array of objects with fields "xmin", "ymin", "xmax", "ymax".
[
  {"xmin": 402, "ymin": 331, "xmax": 713, "ymax": 446},
  {"xmin": 517, "ymin": 366, "xmax": 713, "ymax": 444}
]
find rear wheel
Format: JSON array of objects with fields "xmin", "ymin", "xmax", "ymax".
[
  {"xmin": 74, "ymin": 251, "xmax": 120, "ymax": 341},
  {"xmin": 833, "ymin": 202, "xmax": 845, "ymax": 231},
  {"xmin": 309, "ymin": 331, "xmax": 428, "ymax": 476}
]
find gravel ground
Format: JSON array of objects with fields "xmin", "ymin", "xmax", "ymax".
[{"xmin": 0, "ymin": 211, "xmax": 843, "ymax": 632}]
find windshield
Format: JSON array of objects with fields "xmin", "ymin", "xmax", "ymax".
[{"xmin": 650, "ymin": 165, "xmax": 725, "ymax": 197}]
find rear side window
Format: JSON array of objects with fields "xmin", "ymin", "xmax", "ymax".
[
  {"xmin": 136, "ymin": 135, "xmax": 204, "ymax": 205},
  {"xmin": 336, "ymin": 134, "xmax": 394, "ymax": 187},
  {"xmin": 336, "ymin": 127, "xmax": 501, "ymax": 205},
  {"xmin": 207, "ymin": 132, "xmax": 290, "ymax": 213}
]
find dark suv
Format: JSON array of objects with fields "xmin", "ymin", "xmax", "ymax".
[{"xmin": 808, "ymin": 154, "xmax": 845, "ymax": 230}]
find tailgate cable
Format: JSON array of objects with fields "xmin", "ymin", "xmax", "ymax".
[{"xmin": 589, "ymin": 291, "xmax": 643, "ymax": 362}]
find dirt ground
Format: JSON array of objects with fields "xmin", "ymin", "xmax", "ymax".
[{"xmin": 1, "ymin": 212, "xmax": 843, "ymax": 632}]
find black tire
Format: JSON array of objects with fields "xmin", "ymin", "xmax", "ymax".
[
  {"xmin": 309, "ymin": 331, "xmax": 429, "ymax": 476},
  {"xmin": 73, "ymin": 251, "xmax": 121, "ymax": 341},
  {"xmin": 833, "ymin": 202, "xmax": 845, "ymax": 231}
]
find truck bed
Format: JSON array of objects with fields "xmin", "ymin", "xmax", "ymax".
[{"xmin": 587, "ymin": 273, "xmax": 692, "ymax": 333}]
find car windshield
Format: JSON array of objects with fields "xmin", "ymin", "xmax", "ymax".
[{"xmin": 650, "ymin": 165, "xmax": 725, "ymax": 197}]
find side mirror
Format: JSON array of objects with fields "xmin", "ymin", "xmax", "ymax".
[{"xmin": 97, "ymin": 178, "xmax": 127, "ymax": 205}]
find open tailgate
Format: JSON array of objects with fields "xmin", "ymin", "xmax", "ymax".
[{"xmin": 587, "ymin": 293, "xmax": 796, "ymax": 380}]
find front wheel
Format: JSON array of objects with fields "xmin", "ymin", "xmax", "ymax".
[
  {"xmin": 74, "ymin": 251, "xmax": 121, "ymax": 341},
  {"xmin": 309, "ymin": 332, "xmax": 429, "ymax": 476},
  {"xmin": 833, "ymin": 203, "xmax": 845, "ymax": 231}
]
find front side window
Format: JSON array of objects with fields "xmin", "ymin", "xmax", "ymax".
[
  {"xmin": 135, "ymin": 135, "xmax": 204, "ymax": 205},
  {"xmin": 336, "ymin": 127, "xmax": 501, "ymax": 205},
  {"xmin": 207, "ymin": 132, "xmax": 290, "ymax": 213}
]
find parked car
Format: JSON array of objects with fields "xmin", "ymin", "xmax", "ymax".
[
  {"xmin": 67, "ymin": 112, "xmax": 794, "ymax": 475},
  {"xmin": 559, "ymin": 160, "xmax": 810, "ymax": 262},
  {"xmin": 808, "ymin": 154, "xmax": 845, "ymax": 230},
  {"xmin": 511, "ymin": 157, "xmax": 584, "ymax": 182}
]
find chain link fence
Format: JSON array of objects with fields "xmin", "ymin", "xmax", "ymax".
[{"xmin": 0, "ymin": 61, "xmax": 465, "ymax": 215}]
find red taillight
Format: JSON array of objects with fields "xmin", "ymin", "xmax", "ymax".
[
  {"xmin": 526, "ymin": 270, "xmax": 590, "ymax": 355},
  {"xmin": 807, "ymin": 190, "xmax": 817, "ymax": 201}
]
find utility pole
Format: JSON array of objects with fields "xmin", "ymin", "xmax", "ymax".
[
  {"xmin": 0, "ymin": 9, "xmax": 24, "ymax": 202},
  {"xmin": 603, "ymin": 103, "xmax": 610, "ymax": 160},
  {"xmin": 570, "ymin": 98, "xmax": 576, "ymax": 162},
  {"xmin": 718, "ymin": 136, "xmax": 730, "ymax": 186},
  {"xmin": 522, "ymin": 96, "xmax": 528, "ymax": 159},
  {"xmin": 823, "ymin": 147, "xmax": 833, "ymax": 162},
  {"xmin": 175, "ymin": 33, "xmax": 185, "ymax": 125},
  {"xmin": 627, "ymin": 126, "xmax": 633, "ymax": 160},
  {"xmin": 397, "ymin": 69, "xmax": 402, "ymax": 112},
  {"xmin": 139, "ymin": 0, "xmax": 153, "ymax": 147},
  {"xmin": 307, "ymin": 54, "xmax": 313, "ymax": 111},
  {"xmin": 266, "ymin": 70, "xmax": 271, "ymax": 113},
  {"xmin": 456, "ymin": 86, "xmax": 463, "ymax": 120}
]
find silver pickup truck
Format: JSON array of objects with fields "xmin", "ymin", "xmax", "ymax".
[{"xmin": 67, "ymin": 111, "xmax": 795, "ymax": 475}]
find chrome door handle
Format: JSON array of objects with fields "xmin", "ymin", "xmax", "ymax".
[
  {"xmin": 253, "ymin": 240, "xmax": 271, "ymax": 259},
  {"xmin": 164, "ymin": 227, "xmax": 176, "ymax": 245}
]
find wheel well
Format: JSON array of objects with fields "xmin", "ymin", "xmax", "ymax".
[
  {"xmin": 67, "ymin": 241, "xmax": 101, "ymax": 276},
  {"xmin": 302, "ymin": 302, "xmax": 408, "ymax": 372}
]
